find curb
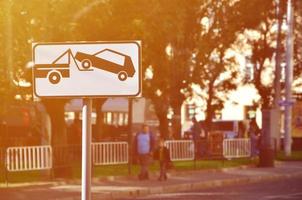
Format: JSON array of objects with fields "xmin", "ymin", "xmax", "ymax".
[
  {"xmin": 0, "ymin": 181, "xmax": 63, "ymax": 189},
  {"xmin": 107, "ymin": 171, "xmax": 302, "ymax": 199},
  {"xmin": 0, "ymin": 163, "xmax": 270, "ymax": 188},
  {"xmin": 94, "ymin": 163, "xmax": 257, "ymax": 182},
  {"xmin": 95, "ymin": 160, "xmax": 285, "ymax": 182}
]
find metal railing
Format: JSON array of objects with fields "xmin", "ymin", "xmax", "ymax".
[
  {"xmin": 6, "ymin": 145, "xmax": 52, "ymax": 172},
  {"xmin": 165, "ymin": 140, "xmax": 195, "ymax": 161},
  {"xmin": 223, "ymin": 138, "xmax": 251, "ymax": 159},
  {"xmin": 92, "ymin": 142, "xmax": 128, "ymax": 165},
  {"xmin": 2, "ymin": 138, "xmax": 252, "ymax": 173}
]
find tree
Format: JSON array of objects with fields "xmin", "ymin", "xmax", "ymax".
[
  {"xmin": 241, "ymin": 0, "xmax": 302, "ymax": 109},
  {"xmin": 0, "ymin": 0, "xmax": 101, "ymax": 177},
  {"xmin": 293, "ymin": 0, "xmax": 302, "ymax": 80},
  {"xmin": 239, "ymin": 0, "xmax": 284, "ymax": 109},
  {"xmin": 72, "ymin": 0, "xmax": 202, "ymax": 139},
  {"xmin": 0, "ymin": 0, "xmax": 286, "ymax": 144},
  {"xmin": 166, "ymin": 0, "xmax": 202, "ymax": 138},
  {"xmin": 192, "ymin": 0, "xmax": 272, "ymax": 132},
  {"xmin": 94, "ymin": 98, "xmax": 107, "ymax": 141},
  {"xmin": 0, "ymin": 1, "xmax": 19, "ymax": 116}
]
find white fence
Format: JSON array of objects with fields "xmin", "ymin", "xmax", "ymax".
[
  {"xmin": 3, "ymin": 139, "xmax": 251, "ymax": 172},
  {"xmin": 223, "ymin": 138, "xmax": 251, "ymax": 159},
  {"xmin": 92, "ymin": 142, "xmax": 128, "ymax": 165},
  {"xmin": 6, "ymin": 145, "xmax": 52, "ymax": 172},
  {"xmin": 165, "ymin": 140, "xmax": 195, "ymax": 161}
]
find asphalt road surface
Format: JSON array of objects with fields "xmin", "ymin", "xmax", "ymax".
[
  {"xmin": 1, "ymin": 176, "xmax": 302, "ymax": 200},
  {"xmin": 119, "ymin": 177, "xmax": 302, "ymax": 200}
]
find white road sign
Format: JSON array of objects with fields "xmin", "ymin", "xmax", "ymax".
[{"xmin": 32, "ymin": 41, "xmax": 141, "ymax": 97}]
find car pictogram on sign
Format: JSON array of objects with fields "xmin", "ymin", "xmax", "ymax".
[{"xmin": 75, "ymin": 49, "xmax": 136, "ymax": 81}]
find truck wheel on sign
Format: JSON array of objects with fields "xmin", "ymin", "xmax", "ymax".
[
  {"xmin": 48, "ymin": 71, "xmax": 61, "ymax": 84},
  {"xmin": 81, "ymin": 59, "xmax": 92, "ymax": 69},
  {"xmin": 118, "ymin": 71, "xmax": 128, "ymax": 81}
]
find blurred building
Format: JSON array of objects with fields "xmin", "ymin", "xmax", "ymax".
[{"xmin": 64, "ymin": 97, "xmax": 159, "ymax": 140}]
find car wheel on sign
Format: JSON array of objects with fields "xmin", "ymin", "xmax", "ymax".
[
  {"xmin": 48, "ymin": 70, "xmax": 61, "ymax": 84},
  {"xmin": 118, "ymin": 71, "xmax": 128, "ymax": 81},
  {"xmin": 81, "ymin": 59, "xmax": 92, "ymax": 69}
]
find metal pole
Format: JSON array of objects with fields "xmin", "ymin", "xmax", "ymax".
[
  {"xmin": 194, "ymin": 138, "xmax": 197, "ymax": 170},
  {"xmin": 193, "ymin": 106, "xmax": 197, "ymax": 170},
  {"xmin": 274, "ymin": 0, "xmax": 283, "ymax": 151},
  {"xmin": 81, "ymin": 98, "xmax": 92, "ymax": 200},
  {"xmin": 3, "ymin": 121, "xmax": 9, "ymax": 187},
  {"xmin": 284, "ymin": 0, "xmax": 294, "ymax": 156},
  {"xmin": 4, "ymin": 0, "xmax": 13, "ymax": 88},
  {"xmin": 128, "ymin": 98, "xmax": 133, "ymax": 175}
]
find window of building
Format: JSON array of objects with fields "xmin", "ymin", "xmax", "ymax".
[
  {"xmin": 103, "ymin": 112, "xmax": 128, "ymax": 126},
  {"xmin": 185, "ymin": 104, "xmax": 196, "ymax": 120}
]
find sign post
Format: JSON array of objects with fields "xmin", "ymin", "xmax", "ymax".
[
  {"xmin": 81, "ymin": 98, "xmax": 92, "ymax": 200},
  {"xmin": 32, "ymin": 41, "xmax": 141, "ymax": 200}
]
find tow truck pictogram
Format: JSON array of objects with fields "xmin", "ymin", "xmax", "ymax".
[{"xmin": 34, "ymin": 48, "xmax": 136, "ymax": 84}]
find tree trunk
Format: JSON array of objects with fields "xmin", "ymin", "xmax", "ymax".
[
  {"xmin": 42, "ymin": 99, "xmax": 69, "ymax": 178},
  {"xmin": 158, "ymin": 114, "xmax": 169, "ymax": 139},
  {"xmin": 152, "ymin": 97, "xmax": 169, "ymax": 139},
  {"xmin": 170, "ymin": 85, "xmax": 185, "ymax": 139},
  {"xmin": 171, "ymin": 105, "xmax": 182, "ymax": 139},
  {"xmin": 205, "ymin": 105, "xmax": 214, "ymax": 139},
  {"xmin": 94, "ymin": 98, "xmax": 107, "ymax": 142},
  {"xmin": 205, "ymin": 82, "xmax": 215, "ymax": 137},
  {"xmin": 43, "ymin": 99, "xmax": 67, "ymax": 146}
]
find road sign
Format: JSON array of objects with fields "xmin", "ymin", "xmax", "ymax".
[
  {"xmin": 32, "ymin": 41, "xmax": 141, "ymax": 98},
  {"xmin": 278, "ymin": 99, "xmax": 295, "ymax": 107}
]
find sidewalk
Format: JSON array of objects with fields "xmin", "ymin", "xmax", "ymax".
[{"xmin": 1, "ymin": 161, "xmax": 302, "ymax": 200}]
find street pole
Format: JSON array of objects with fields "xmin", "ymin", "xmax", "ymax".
[
  {"xmin": 3, "ymin": 121, "xmax": 9, "ymax": 187},
  {"xmin": 273, "ymin": 0, "xmax": 283, "ymax": 152},
  {"xmin": 284, "ymin": 0, "xmax": 294, "ymax": 157},
  {"xmin": 128, "ymin": 98, "xmax": 133, "ymax": 175},
  {"xmin": 81, "ymin": 98, "xmax": 92, "ymax": 200},
  {"xmin": 4, "ymin": 0, "xmax": 13, "ymax": 86}
]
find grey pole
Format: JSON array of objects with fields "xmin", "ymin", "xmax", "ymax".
[
  {"xmin": 284, "ymin": 0, "xmax": 294, "ymax": 156},
  {"xmin": 82, "ymin": 98, "xmax": 92, "ymax": 200},
  {"xmin": 4, "ymin": 0, "xmax": 13, "ymax": 88},
  {"xmin": 273, "ymin": 0, "xmax": 283, "ymax": 151},
  {"xmin": 128, "ymin": 98, "xmax": 133, "ymax": 175}
]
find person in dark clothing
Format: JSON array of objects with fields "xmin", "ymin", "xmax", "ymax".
[
  {"xmin": 154, "ymin": 138, "xmax": 171, "ymax": 181},
  {"xmin": 248, "ymin": 118, "xmax": 261, "ymax": 158},
  {"xmin": 191, "ymin": 117, "xmax": 202, "ymax": 140},
  {"xmin": 191, "ymin": 117, "xmax": 205, "ymax": 157}
]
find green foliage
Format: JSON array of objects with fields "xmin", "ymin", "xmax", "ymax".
[
  {"xmin": 0, "ymin": 158, "xmax": 257, "ymax": 183},
  {"xmin": 1, "ymin": 0, "xmax": 299, "ymax": 139},
  {"xmin": 294, "ymin": 0, "xmax": 302, "ymax": 79},
  {"xmin": 277, "ymin": 151, "xmax": 302, "ymax": 161},
  {"xmin": 240, "ymin": 0, "xmax": 279, "ymax": 109},
  {"xmin": 193, "ymin": 0, "xmax": 272, "ymax": 125}
]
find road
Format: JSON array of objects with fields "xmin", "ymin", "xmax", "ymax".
[
  {"xmin": 1, "ymin": 173, "xmax": 302, "ymax": 200},
  {"xmin": 119, "ymin": 177, "xmax": 302, "ymax": 200}
]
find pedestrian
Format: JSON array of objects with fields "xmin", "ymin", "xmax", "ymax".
[
  {"xmin": 191, "ymin": 117, "xmax": 204, "ymax": 157},
  {"xmin": 191, "ymin": 117, "xmax": 202, "ymax": 140},
  {"xmin": 248, "ymin": 118, "xmax": 260, "ymax": 158},
  {"xmin": 134, "ymin": 124, "xmax": 155, "ymax": 180},
  {"xmin": 154, "ymin": 138, "xmax": 171, "ymax": 181}
]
